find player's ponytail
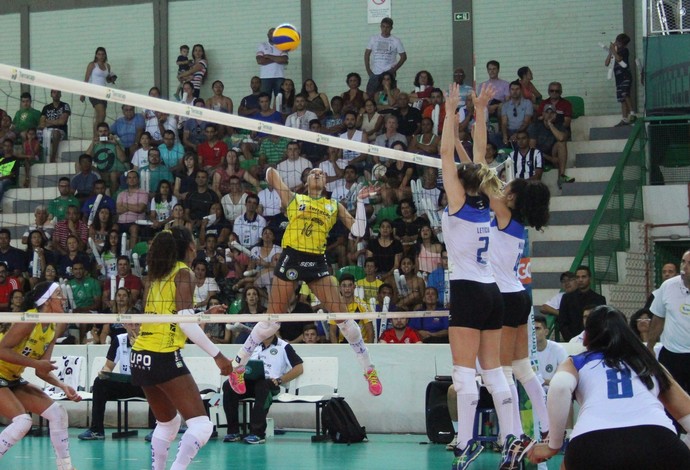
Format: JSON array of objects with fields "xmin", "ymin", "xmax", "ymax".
[
  {"xmin": 511, "ymin": 178, "xmax": 551, "ymax": 231},
  {"xmin": 147, "ymin": 227, "xmax": 194, "ymax": 280}
]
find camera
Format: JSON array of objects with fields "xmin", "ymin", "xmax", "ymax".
[
  {"xmin": 99, "ymin": 136, "xmax": 108, "ymax": 142},
  {"xmin": 108, "ymin": 74, "xmax": 118, "ymax": 83}
]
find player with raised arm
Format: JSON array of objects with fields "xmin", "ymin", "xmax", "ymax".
[{"xmin": 228, "ymin": 166, "xmax": 383, "ymax": 397}]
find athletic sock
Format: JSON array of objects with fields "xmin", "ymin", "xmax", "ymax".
[
  {"xmin": 170, "ymin": 416, "xmax": 213, "ymax": 470},
  {"xmin": 151, "ymin": 415, "xmax": 181, "ymax": 470},
  {"xmin": 337, "ymin": 320, "xmax": 372, "ymax": 370},
  {"xmin": 482, "ymin": 367, "xmax": 513, "ymax": 444},
  {"xmin": 453, "ymin": 365, "xmax": 479, "ymax": 450},
  {"xmin": 520, "ymin": 374, "xmax": 550, "ymax": 434},
  {"xmin": 236, "ymin": 321, "xmax": 280, "ymax": 366}
]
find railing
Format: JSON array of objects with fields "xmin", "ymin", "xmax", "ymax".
[
  {"xmin": 569, "ymin": 119, "xmax": 647, "ymax": 291},
  {"xmin": 647, "ymin": 0, "xmax": 690, "ymax": 35}
]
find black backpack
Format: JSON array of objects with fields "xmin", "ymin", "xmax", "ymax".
[{"xmin": 321, "ymin": 397, "xmax": 367, "ymax": 444}]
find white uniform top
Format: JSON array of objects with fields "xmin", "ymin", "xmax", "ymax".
[
  {"xmin": 489, "ymin": 216, "xmax": 525, "ymax": 293},
  {"xmin": 110, "ymin": 333, "xmax": 133, "ymax": 375},
  {"xmin": 256, "ymin": 42, "xmax": 286, "ymax": 79},
  {"xmin": 536, "ymin": 340, "xmax": 567, "ymax": 384},
  {"xmin": 650, "ymin": 275, "xmax": 690, "ymax": 353},
  {"xmin": 339, "ymin": 130, "xmax": 363, "ymax": 161},
  {"xmin": 570, "ymin": 352, "xmax": 674, "ymax": 440},
  {"xmin": 367, "ymin": 34, "xmax": 405, "ymax": 75},
  {"xmin": 441, "ymin": 195, "xmax": 494, "ymax": 284}
]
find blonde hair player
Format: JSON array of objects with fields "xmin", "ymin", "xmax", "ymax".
[
  {"xmin": 130, "ymin": 227, "xmax": 233, "ymax": 470},
  {"xmin": 0, "ymin": 281, "xmax": 82, "ymax": 470},
  {"xmin": 228, "ymin": 166, "xmax": 383, "ymax": 396}
]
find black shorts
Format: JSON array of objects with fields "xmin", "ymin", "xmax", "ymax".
[
  {"xmin": 501, "ymin": 290, "xmax": 532, "ymax": 328},
  {"xmin": 130, "ymin": 349, "xmax": 190, "ymax": 387},
  {"xmin": 0, "ymin": 377, "xmax": 28, "ymax": 389},
  {"xmin": 565, "ymin": 425, "xmax": 690, "ymax": 470},
  {"xmin": 448, "ymin": 280, "xmax": 503, "ymax": 330},
  {"xmin": 615, "ymin": 73, "xmax": 632, "ymax": 102},
  {"xmin": 89, "ymin": 97, "xmax": 108, "ymax": 108},
  {"xmin": 274, "ymin": 247, "xmax": 331, "ymax": 283}
]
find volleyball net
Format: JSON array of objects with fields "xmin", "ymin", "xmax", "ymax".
[{"xmin": 0, "ymin": 64, "xmax": 518, "ymax": 344}]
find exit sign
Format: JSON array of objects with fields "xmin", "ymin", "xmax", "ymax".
[{"xmin": 454, "ymin": 12, "xmax": 470, "ymax": 21}]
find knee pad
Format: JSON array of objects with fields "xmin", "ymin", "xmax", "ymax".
[
  {"xmin": 185, "ymin": 416, "xmax": 214, "ymax": 447},
  {"xmin": 153, "ymin": 414, "xmax": 181, "ymax": 443},
  {"xmin": 452, "ymin": 365, "xmax": 477, "ymax": 395},
  {"xmin": 502, "ymin": 366, "xmax": 515, "ymax": 385},
  {"xmin": 513, "ymin": 358, "xmax": 537, "ymax": 384},
  {"xmin": 41, "ymin": 403, "xmax": 68, "ymax": 430},
  {"xmin": 7, "ymin": 414, "xmax": 33, "ymax": 440},
  {"xmin": 481, "ymin": 367, "xmax": 509, "ymax": 395}
]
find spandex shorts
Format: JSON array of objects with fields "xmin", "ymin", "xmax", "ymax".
[
  {"xmin": 0, "ymin": 377, "xmax": 28, "ymax": 389},
  {"xmin": 448, "ymin": 279, "xmax": 503, "ymax": 330},
  {"xmin": 501, "ymin": 290, "xmax": 532, "ymax": 328},
  {"xmin": 274, "ymin": 247, "xmax": 331, "ymax": 283},
  {"xmin": 130, "ymin": 349, "xmax": 190, "ymax": 387},
  {"xmin": 89, "ymin": 97, "xmax": 108, "ymax": 108},
  {"xmin": 565, "ymin": 425, "xmax": 690, "ymax": 470}
]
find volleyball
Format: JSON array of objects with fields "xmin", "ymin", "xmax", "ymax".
[
  {"xmin": 372, "ymin": 163, "xmax": 387, "ymax": 181},
  {"xmin": 272, "ymin": 24, "xmax": 301, "ymax": 52}
]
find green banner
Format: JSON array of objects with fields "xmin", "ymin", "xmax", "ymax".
[{"xmin": 645, "ymin": 35, "xmax": 690, "ymax": 113}]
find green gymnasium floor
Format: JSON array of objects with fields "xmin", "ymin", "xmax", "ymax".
[{"xmin": 7, "ymin": 429, "xmax": 564, "ymax": 470}]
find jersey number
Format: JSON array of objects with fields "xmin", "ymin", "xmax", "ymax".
[
  {"xmin": 606, "ymin": 368, "xmax": 633, "ymax": 399},
  {"xmin": 476, "ymin": 236, "xmax": 489, "ymax": 264},
  {"xmin": 301, "ymin": 223, "xmax": 313, "ymax": 237}
]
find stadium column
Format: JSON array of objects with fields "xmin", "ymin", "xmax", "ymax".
[
  {"xmin": 20, "ymin": 4, "xmax": 30, "ymax": 95},
  {"xmin": 301, "ymin": 0, "xmax": 313, "ymax": 83},
  {"xmin": 452, "ymin": 0, "xmax": 474, "ymax": 86},
  {"xmin": 152, "ymin": 0, "xmax": 170, "ymax": 98}
]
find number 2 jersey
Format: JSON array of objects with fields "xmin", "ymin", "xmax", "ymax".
[
  {"xmin": 441, "ymin": 194, "xmax": 495, "ymax": 284},
  {"xmin": 570, "ymin": 351, "xmax": 674, "ymax": 440},
  {"xmin": 282, "ymin": 193, "xmax": 339, "ymax": 255}
]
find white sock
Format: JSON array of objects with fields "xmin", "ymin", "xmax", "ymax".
[
  {"xmin": 452, "ymin": 421, "xmax": 458, "ymax": 432},
  {"xmin": 0, "ymin": 414, "xmax": 32, "ymax": 457},
  {"xmin": 482, "ymin": 367, "xmax": 514, "ymax": 444},
  {"xmin": 453, "ymin": 365, "xmax": 478, "ymax": 450},
  {"xmin": 514, "ymin": 358, "xmax": 550, "ymax": 434},
  {"xmin": 171, "ymin": 416, "xmax": 214, "ymax": 470},
  {"xmin": 151, "ymin": 415, "xmax": 181, "ymax": 470},
  {"xmin": 236, "ymin": 321, "xmax": 280, "ymax": 366},
  {"xmin": 41, "ymin": 403, "xmax": 70, "ymax": 459},
  {"xmin": 337, "ymin": 320, "xmax": 373, "ymax": 371},
  {"xmin": 503, "ymin": 366, "xmax": 523, "ymax": 437}
]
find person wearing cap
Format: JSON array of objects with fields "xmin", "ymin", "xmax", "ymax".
[
  {"xmin": 540, "ymin": 271, "xmax": 577, "ymax": 335},
  {"xmin": 364, "ymin": 17, "xmax": 407, "ymax": 96},
  {"xmin": 0, "ymin": 281, "xmax": 81, "ymax": 470}
]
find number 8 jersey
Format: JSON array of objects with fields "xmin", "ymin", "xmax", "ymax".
[
  {"xmin": 570, "ymin": 351, "xmax": 675, "ymax": 440},
  {"xmin": 441, "ymin": 194, "xmax": 495, "ymax": 284},
  {"xmin": 282, "ymin": 193, "xmax": 339, "ymax": 255}
]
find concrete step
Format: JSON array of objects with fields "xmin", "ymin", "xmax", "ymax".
[
  {"xmin": 532, "ymin": 271, "xmax": 563, "ymax": 290},
  {"xmin": 575, "ymin": 152, "xmax": 619, "ymax": 168},
  {"xmin": 549, "ymin": 195, "xmax": 602, "ymax": 211},
  {"xmin": 57, "ymin": 140, "xmax": 91, "ymax": 162},
  {"xmin": 532, "ymin": 240, "xmax": 582, "ymax": 257},
  {"xmin": 568, "ymin": 140, "xmax": 626, "ymax": 161},
  {"xmin": 13, "ymin": 198, "xmax": 54, "ymax": 214},
  {"xmin": 560, "ymin": 181, "xmax": 609, "ymax": 196},
  {"xmin": 589, "ymin": 125, "xmax": 632, "ymax": 141},
  {"xmin": 566, "ymin": 166, "xmax": 614, "ymax": 183},
  {"xmin": 533, "ymin": 288, "xmax": 558, "ymax": 307},
  {"xmin": 571, "ymin": 115, "xmax": 624, "ymax": 142},
  {"xmin": 531, "ymin": 256, "xmax": 573, "ymax": 273},
  {"xmin": 2, "ymin": 187, "xmax": 58, "ymax": 213},
  {"xmin": 60, "ymin": 150, "xmax": 84, "ymax": 163},
  {"xmin": 549, "ymin": 209, "xmax": 595, "ymax": 225},
  {"xmin": 532, "ymin": 225, "xmax": 588, "ymax": 242}
]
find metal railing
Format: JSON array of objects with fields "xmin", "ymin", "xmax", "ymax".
[{"xmin": 647, "ymin": 0, "xmax": 690, "ymax": 35}]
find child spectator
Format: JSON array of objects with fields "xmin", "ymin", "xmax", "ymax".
[
  {"xmin": 174, "ymin": 45, "xmax": 191, "ymax": 100},
  {"xmin": 606, "ymin": 33, "xmax": 635, "ymax": 126},
  {"xmin": 16, "ymin": 127, "xmax": 41, "ymax": 187}
]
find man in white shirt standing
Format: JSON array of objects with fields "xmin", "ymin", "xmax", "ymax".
[
  {"xmin": 256, "ymin": 27, "xmax": 288, "ymax": 100},
  {"xmin": 364, "ymin": 17, "xmax": 407, "ymax": 96}
]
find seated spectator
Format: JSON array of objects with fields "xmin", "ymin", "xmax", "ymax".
[
  {"xmin": 131, "ymin": 132, "xmax": 154, "ymax": 170},
  {"xmin": 0, "ymin": 262, "xmax": 22, "ymax": 311},
  {"xmin": 78, "ymin": 322, "xmax": 154, "ymax": 440},
  {"xmin": 58, "ymin": 234, "xmax": 91, "ymax": 279},
  {"xmin": 301, "ymin": 323, "xmax": 322, "ymax": 344},
  {"xmin": 285, "ymin": 94, "xmax": 318, "ymax": 130},
  {"xmin": 540, "ymin": 271, "xmax": 577, "ymax": 328},
  {"xmin": 101, "ymin": 256, "xmax": 143, "ymax": 311},
  {"xmin": 629, "ymin": 308, "xmax": 653, "ymax": 343},
  {"xmin": 143, "ymin": 86, "xmax": 167, "ymax": 145},
  {"xmin": 69, "ymin": 260, "xmax": 102, "ymax": 341},
  {"xmin": 392, "ymin": 199, "xmax": 425, "ymax": 251},
  {"xmin": 81, "ymin": 179, "xmax": 115, "ymax": 222},
  {"xmin": 182, "ymin": 98, "xmax": 209, "ymax": 153},
  {"xmin": 409, "ymin": 286, "xmax": 448, "ymax": 343},
  {"xmin": 53, "ymin": 205, "xmax": 88, "ymax": 256},
  {"xmin": 198, "ymin": 124, "xmax": 228, "ymax": 170},
  {"xmin": 139, "ymin": 148, "xmax": 173, "ymax": 196},
  {"xmin": 500, "ymin": 80, "xmax": 534, "ymax": 149},
  {"xmin": 410, "ymin": 117, "xmax": 440, "ymax": 156},
  {"xmin": 191, "ymin": 259, "xmax": 220, "ymax": 308},
  {"xmin": 221, "ymin": 333, "xmax": 303, "ymax": 444},
  {"xmin": 22, "ymin": 205, "xmax": 54, "ymax": 247},
  {"xmin": 202, "ymin": 295, "xmax": 230, "ymax": 344},
  {"xmin": 258, "ymin": 180, "xmax": 282, "ymax": 223},
  {"xmin": 39, "ymin": 89, "xmax": 71, "ymax": 163},
  {"xmin": 116, "ymin": 171, "xmax": 149, "ymax": 250},
  {"xmin": 97, "ymin": 230, "xmax": 123, "ymax": 279},
  {"xmin": 341, "ymin": 72, "xmax": 368, "ymax": 113},
  {"xmin": 517, "ymin": 66, "xmax": 542, "ymax": 105},
  {"xmin": 15, "ymin": 127, "xmax": 41, "ymax": 187},
  {"xmin": 85, "ymin": 122, "xmax": 128, "ymax": 193},
  {"xmin": 357, "ymin": 99, "xmax": 384, "ymax": 143},
  {"xmin": 415, "ymin": 223, "xmax": 443, "ymax": 275},
  {"xmin": 529, "ymin": 103, "xmax": 573, "ymax": 187},
  {"xmin": 234, "ymin": 194, "xmax": 267, "ymax": 249},
  {"xmin": 49, "ymin": 177, "xmax": 80, "ymax": 222},
  {"xmin": 70, "ymin": 154, "xmax": 100, "ymax": 203},
  {"xmin": 322, "ymin": 96, "xmax": 346, "ymax": 135},
  {"xmin": 394, "ymin": 255, "xmax": 425, "ymax": 311},
  {"xmin": 184, "ymin": 169, "xmax": 220, "ymax": 232},
  {"xmin": 426, "ymin": 250, "xmax": 450, "ymax": 307},
  {"xmin": 7, "ymin": 288, "xmax": 24, "ymax": 313},
  {"xmin": 330, "ymin": 274, "xmax": 374, "ymax": 343},
  {"xmin": 409, "ymin": 70, "xmax": 435, "ymax": 111},
  {"xmin": 366, "ymin": 219, "xmax": 403, "ymax": 279},
  {"xmin": 12, "ymin": 92, "xmax": 41, "ymax": 141},
  {"xmin": 478, "ymin": 60, "xmax": 510, "ymax": 117},
  {"xmin": 237, "ymin": 76, "xmax": 262, "ymax": 117},
  {"xmin": 337, "ymin": 111, "xmax": 368, "ymax": 169},
  {"xmin": 392, "ymin": 92, "xmax": 422, "ymax": 137},
  {"xmin": 371, "ymin": 185, "xmax": 399, "ymax": 234},
  {"xmin": 0, "ymin": 139, "xmax": 19, "ymax": 208},
  {"xmin": 276, "ymin": 141, "xmax": 311, "ymax": 191},
  {"xmin": 356, "ymin": 257, "xmax": 384, "ymax": 305},
  {"xmin": 373, "ymin": 72, "xmax": 400, "ymax": 113},
  {"xmin": 276, "ymin": 78, "xmax": 296, "ymax": 117},
  {"xmin": 533, "ymin": 313, "xmax": 567, "ymax": 392},
  {"xmin": 173, "ymin": 152, "xmax": 200, "ymax": 202},
  {"xmin": 101, "ymin": 286, "xmax": 140, "ymax": 342},
  {"xmin": 569, "ymin": 304, "xmax": 596, "ymax": 345},
  {"xmin": 166, "ymin": 203, "xmax": 193, "ymax": 232},
  {"xmin": 373, "ymin": 115, "xmax": 407, "ymax": 165},
  {"xmin": 220, "ymin": 175, "xmax": 249, "ymax": 222},
  {"xmin": 213, "ymin": 149, "xmax": 260, "ymax": 197},
  {"xmin": 158, "ymin": 129, "xmax": 185, "ymax": 172},
  {"xmin": 318, "ymin": 146, "xmax": 346, "ymax": 195},
  {"xmin": 383, "ymin": 142, "xmax": 415, "ymax": 192},
  {"xmin": 257, "ymin": 133, "xmax": 291, "ymax": 174},
  {"xmin": 380, "ymin": 317, "xmax": 421, "ymax": 344},
  {"xmin": 111, "ymin": 105, "xmax": 145, "ymax": 157},
  {"xmin": 228, "ymin": 286, "xmax": 266, "ymax": 344},
  {"xmin": 508, "ymin": 131, "xmax": 544, "ymax": 181},
  {"xmin": 206, "ymin": 79, "xmax": 234, "ymax": 115},
  {"xmin": 200, "ymin": 203, "xmax": 232, "ymax": 246},
  {"xmin": 330, "ymin": 164, "xmax": 363, "ymax": 212},
  {"xmin": 299, "ymin": 119, "xmax": 328, "ymax": 166},
  {"xmin": 236, "ymin": 226, "xmax": 282, "ymax": 293},
  {"xmin": 89, "ymin": 206, "xmax": 119, "ymax": 254},
  {"xmin": 301, "ymin": 78, "xmax": 330, "ymax": 120},
  {"xmin": 149, "ymin": 179, "xmax": 177, "ymax": 234},
  {"xmin": 0, "ymin": 114, "xmax": 15, "ymax": 148}
]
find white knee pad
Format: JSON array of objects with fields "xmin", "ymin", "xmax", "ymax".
[
  {"xmin": 481, "ymin": 367, "xmax": 509, "ymax": 395},
  {"xmin": 41, "ymin": 403, "xmax": 67, "ymax": 429},
  {"xmin": 502, "ymin": 366, "xmax": 515, "ymax": 385},
  {"xmin": 452, "ymin": 365, "xmax": 477, "ymax": 395},
  {"xmin": 7, "ymin": 414, "xmax": 33, "ymax": 440},
  {"xmin": 153, "ymin": 414, "xmax": 181, "ymax": 443},
  {"xmin": 185, "ymin": 416, "xmax": 214, "ymax": 447},
  {"xmin": 513, "ymin": 358, "xmax": 537, "ymax": 384}
]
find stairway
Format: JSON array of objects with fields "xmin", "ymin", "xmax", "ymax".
[{"xmin": 530, "ymin": 115, "xmax": 632, "ymax": 307}]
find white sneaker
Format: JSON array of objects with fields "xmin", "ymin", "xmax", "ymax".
[{"xmin": 446, "ymin": 435, "xmax": 458, "ymax": 451}]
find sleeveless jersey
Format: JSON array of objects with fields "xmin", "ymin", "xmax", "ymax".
[
  {"xmin": 133, "ymin": 261, "xmax": 189, "ymax": 353},
  {"xmin": 441, "ymin": 195, "xmax": 494, "ymax": 284},
  {"xmin": 570, "ymin": 352, "xmax": 674, "ymax": 440},
  {"xmin": 489, "ymin": 216, "xmax": 526, "ymax": 293},
  {"xmin": 282, "ymin": 193, "xmax": 338, "ymax": 255},
  {"xmin": 0, "ymin": 316, "xmax": 55, "ymax": 381},
  {"xmin": 89, "ymin": 63, "xmax": 109, "ymax": 86}
]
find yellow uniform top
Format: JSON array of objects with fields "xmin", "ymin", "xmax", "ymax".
[
  {"xmin": 133, "ymin": 261, "xmax": 189, "ymax": 353},
  {"xmin": 282, "ymin": 193, "xmax": 339, "ymax": 254},
  {"xmin": 0, "ymin": 313, "xmax": 55, "ymax": 381}
]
